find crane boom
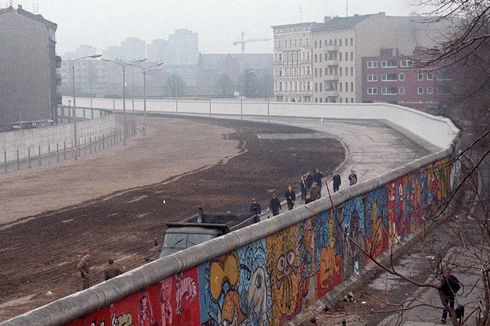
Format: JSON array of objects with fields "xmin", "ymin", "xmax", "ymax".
[{"xmin": 233, "ymin": 32, "xmax": 271, "ymax": 54}]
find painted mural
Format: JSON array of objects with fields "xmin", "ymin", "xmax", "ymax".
[
  {"xmin": 65, "ymin": 159, "xmax": 453, "ymax": 326},
  {"xmin": 198, "ymin": 239, "xmax": 272, "ymax": 326}
]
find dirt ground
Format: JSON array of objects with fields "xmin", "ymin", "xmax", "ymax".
[{"xmin": 0, "ymin": 116, "xmax": 345, "ymax": 321}]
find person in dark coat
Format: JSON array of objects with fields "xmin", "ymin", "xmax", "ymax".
[
  {"xmin": 313, "ymin": 169, "xmax": 324, "ymax": 191},
  {"xmin": 348, "ymin": 170, "xmax": 358, "ymax": 186},
  {"xmin": 250, "ymin": 198, "xmax": 262, "ymax": 216},
  {"xmin": 269, "ymin": 193, "xmax": 281, "ymax": 216},
  {"xmin": 305, "ymin": 172, "xmax": 314, "ymax": 191},
  {"xmin": 104, "ymin": 258, "xmax": 123, "ymax": 281},
  {"xmin": 310, "ymin": 182, "xmax": 321, "ymax": 201},
  {"xmin": 285, "ymin": 185, "xmax": 296, "ymax": 210},
  {"xmin": 440, "ymin": 268, "xmax": 461, "ymax": 324},
  {"xmin": 332, "ymin": 172, "xmax": 342, "ymax": 192},
  {"xmin": 300, "ymin": 175, "xmax": 307, "ymax": 201}
]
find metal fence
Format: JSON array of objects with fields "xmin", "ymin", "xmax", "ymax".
[{"xmin": 0, "ymin": 107, "xmax": 135, "ymax": 174}]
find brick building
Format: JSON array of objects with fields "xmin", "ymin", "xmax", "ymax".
[{"xmin": 362, "ymin": 48, "xmax": 451, "ymax": 112}]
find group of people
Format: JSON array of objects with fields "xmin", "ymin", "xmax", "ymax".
[
  {"xmin": 250, "ymin": 168, "xmax": 359, "ymax": 218},
  {"xmin": 77, "ymin": 252, "xmax": 124, "ymax": 290}
]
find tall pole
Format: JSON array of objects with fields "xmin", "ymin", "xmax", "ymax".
[
  {"xmin": 112, "ymin": 74, "xmax": 115, "ymax": 112},
  {"xmin": 72, "ymin": 61, "xmax": 78, "ymax": 160},
  {"xmin": 122, "ymin": 65, "xmax": 126, "ymax": 145},
  {"xmin": 132, "ymin": 73, "xmax": 135, "ymax": 113},
  {"xmin": 143, "ymin": 70, "xmax": 147, "ymax": 120}
]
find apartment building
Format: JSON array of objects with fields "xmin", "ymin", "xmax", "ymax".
[
  {"xmin": 362, "ymin": 48, "xmax": 451, "ymax": 111},
  {"xmin": 0, "ymin": 5, "xmax": 61, "ymax": 124},
  {"xmin": 272, "ymin": 22, "xmax": 318, "ymax": 102},
  {"xmin": 309, "ymin": 12, "xmax": 446, "ymax": 103}
]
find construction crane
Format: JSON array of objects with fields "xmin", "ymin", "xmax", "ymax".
[{"xmin": 233, "ymin": 32, "xmax": 270, "ymax": 54}]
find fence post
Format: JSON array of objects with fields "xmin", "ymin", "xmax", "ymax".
[
  {"xmin": 38, "ymin": 145, "xmax": 41, "ymax": 166},
  {"xmin": 28, "ymin": 147, "xmax": 31, "ymax": 168},
  {"xmin": 57, "ymin": 143, "xmax": 60, "ymax": 162},
  {"xmin": 48, "ymin": 144, "xmax": 51, "ymax": 164},
  {"xmin": 78, "ymin": 139, "xmax": 81, "ymax": 158},
  {"xmin": 267, "ymin": 99, "xmax": 270, "ymax": 124},
  {"xmin": 209, "ymin": 97, "xmax": 212, "ymax": 117},
  {"xmin": 89, "ymin": 137, "xmax": 93, "ymax": 154},
  {"xmin": 83, "ymin": 108, "xmax": 86, "ymax": 119},
  {"xmin": 4, "ymin": 151, "xmax": 7, "ymax": 173},
  {"xmin": 240, "ymin": 96, "xmax": 243, "ymax": 120},
  {"xmin": 16, "ymin": 149, "xmax": 20, "ymax": 170},
  {"xmin": 102, "ymin": 134, "xmax": 105, "ymax": 150},
  {"xmin": 63, "ymin": 141, "xmax": 67, "ymax": 160}
]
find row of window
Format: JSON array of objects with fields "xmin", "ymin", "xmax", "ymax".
[
  {"xmin": 314, "ymin": 66, "xmax": 354, "ymax": 78},
  {"xmin": 275, "ymin": 66, "xmax": 311, "ymax": 77},
  {"xmin": 315, "ymin": 81, "xmax": 354, "ymax": 93},
  {"xmin": 367, "ymin": 72, "xmax": 437, "ymax": 82},
  {"xmin": 367, "ymin": 87, "xmax": 441, "ymax": 95},
  {"xmin": 274, "ymin": 81, "xmax": 312, "ymax": 92},
  {"xmin": 315, "ymin": 51, "xmax": 354, "ymax": 63},
  {"xmin": 314, "ymin": 37, "xmax": 354, "ymax": 49},
  {"xmin": 314, "ymin": 97, "xmax": 355, "ymax": 103},
  {"xmin": 367, "ymin": 59, "xmax": 414, "ymax": 69},
  {"xmin": 274, "ymin": 51, "xmax": 311, "ymax": 62},
  {"xmin": 275, "ymin": 38, "xmax": 311, "ymax": 49}
]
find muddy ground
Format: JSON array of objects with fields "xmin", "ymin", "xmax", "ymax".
[{"xmin": 0, "ymin": 116, "xmax": 345, "ymax": 321}]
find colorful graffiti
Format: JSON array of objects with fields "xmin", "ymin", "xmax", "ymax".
[{"xmin": 66, "ymin": 159, "xmax": 452, "ymax": 326}]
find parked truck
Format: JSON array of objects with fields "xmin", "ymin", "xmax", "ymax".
[{"xmin": 159, "ymin": 208, "xmax": 259, "ymax": 258}]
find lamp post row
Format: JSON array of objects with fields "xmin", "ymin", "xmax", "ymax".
[{"xmin": 71, "ymin": 56, "xmax": 162, "ymax": 154}]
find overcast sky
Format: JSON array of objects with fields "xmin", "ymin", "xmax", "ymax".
[{"xmin": 9, "ymin": 0, "xmax": 426, "ymax": 55}]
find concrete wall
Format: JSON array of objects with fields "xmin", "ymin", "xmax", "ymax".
[
  {"xmin": 2, "ymin": 99, "xmax": 460, "ymax": 326},
  {"xmin": 0, "ymin": 109, "xmax": 115, "ymax": 162}
]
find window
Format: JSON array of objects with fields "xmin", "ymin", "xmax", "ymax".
[
  {"xmin": 367, "ymin": 87, "xmax": 378, "ymax": 95},
  {"xmin": 345, "ymin": 52, "xmax": 348, "ymax": 61},
  {"xmin": 314, "ymin": 54, "xmax": 317, "ymax": 63},
  {"xmin": 381, "ymin": 73, "xmax": 397, "ymax": 81},
  {"xmin": 437, "ymin": 85, "xmax": 450, "ymax": 94},
  {"xmin": 350, "ymin": 52, "xmax": 354, "ymax": 61},
  {"xmin": 417, "ymin": 87, "xmax": 424, "ymax": 94},
  {"xmin": 399, "ymin": 87, "xmax": 405, "ymax": 95},
  {"xmin": 315, "ymin": 83, "xmax": 318, "ymax": 92},
  {"xmin": 319, "ymin": 83, "xmax": 323, "ymax": 92},
  {"xmin": 339, "ymin": 68, "xmax": 342, "ymax": 76},
  {"xmin": 319, "ymin": 68, "xmax": 322, "ymax": 77},
  {"xmin": 350, "ymin": 67, "xmax": 354, "ymax": 76},
  {"xmin": 350, "ymin": 82, "xmax": 354, "ymax": 92},
  {"xmin": 381, "ymin": 60, "xmax": 397, "ymax": 68},
  {"xmin": 325, "ymin": 53, "xmax": 328, "ymax": 61},
  {"xmin": 339, "ymin": 39, "xmax": 342, "ymax": 47},
  {"xmin": 400, "ymin": 59, "xmax": 413, "ymax": 67},
  {"xmin": 367, "ymin": 61, "xmax": 378, "ymax": 68},
  {"xmin": 427, "ymin": 87, "xmax": 433, "ymax": 94},
  {"xmin": 314, "ymin": 68, "xmax": 317, "ymax": 77},
  {"xmin": 340, "ymin": 83, "xmax": 343, "ymax": 91},
  {"xmin": 367, "ymin": 74, "xmax": 378, "ymax": 82},
  {"xmin": 381, "ymin": 87, "xmax": 397, "ymax": 95},
  {"xmin": 417, "ymin": 73, "xmax": 424, "ymax": 81},
  {"xmin": 427, "ymin": 72, "xmax": 433, "ymax": 80},
  {"xmin": 339, "ymin": 97, "xmax": 343, "ymax": 103},
  {"xmin": 437, "ymin": 71, "xmax": 452, "ymax": 80},
  {"xmin": 339, "ymin": 52, "xmax": 342, "ymax": 61},
  {"xmin": 345, "ymin": 82, "xmax": 348, "ymax": 91},
  {"xmin": 314, "ymin": 41, "xmax": 317, "ymax": 48},
  {"xmin": 345, "ymin": 67, "xmax": 348, "ymax": 76},
  {"xmin": 350, "ymin": 38, "xmax": 354, "ymax": 46},
  {"xmin": 399, "ymin": 72, "xmax": 405, "ymax": 81}
]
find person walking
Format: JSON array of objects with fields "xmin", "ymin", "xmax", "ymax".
[
  {"xmin": 104, "ymin": 258, "xmax": 124, "ymax": 281},
  {"xmin": 300, "ymin": 175, "xmax": 307, "ymax": 201},
  {"xmin": 313, "ymin": 169, "xmax": 324, "ymax": 191},
  {"xmin": 304, "ymin": 172, "xmax": 314, "ymax": 191},
  {"xmin": 310, "ymin": 182, "xmax": 321, "ymax": 201},
  {"xmin": 250, "ymin": 198, "xmax": 262, "ymax": 222},
  {"xmin": 332, "ymin": 172, "xmax": 342, "ymax": 192},
  {"xmin": 77, "ymin": 252, "xmax": 91, "ymax": 290},
  {"xmin": 348, "ymin": 170, "xmax": 358, "ymax": 186},
  {"xmin": 269, "ymin": 193, "xmax": 281, "ymax": 216},
  {"xmin": 439, "ymin": 268, "xmax": 461, "ymax": 324},
  {"xmin": 285, "ymin": 185, "xmax": 296, "ymax": 210}
]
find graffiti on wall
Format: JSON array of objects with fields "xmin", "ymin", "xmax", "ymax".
[
  {"xmin": 198, "ymin": 239, "xmax": 272, "ymax": 326},
  {"xmin": 66, "ymin": 159, "xmax": 453, "ymax": 326}
]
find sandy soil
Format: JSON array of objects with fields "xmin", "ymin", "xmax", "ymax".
[{"xmin": 0, "ymin": 116, "xmax": 345, "ymax": 321}]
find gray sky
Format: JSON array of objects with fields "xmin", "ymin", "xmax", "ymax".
[{"xmin": 11, "ymin": 0, "xmax": 423, "ymax": 55}]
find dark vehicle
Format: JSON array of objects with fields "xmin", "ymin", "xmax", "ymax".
[{"xmin": 159, "ymin": 208, "xmax": 258, "ymax": 258}]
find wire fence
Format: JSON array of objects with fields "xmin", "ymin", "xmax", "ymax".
[{"xmin": 0, "ymin": 107, "xmax": 136, "ymax": 174}]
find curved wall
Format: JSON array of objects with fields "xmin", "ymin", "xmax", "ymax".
[{"xmin": 2, "ymin": 100, "xmax": 460, "ymax": 326}]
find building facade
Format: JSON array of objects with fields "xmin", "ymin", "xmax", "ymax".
[
  {"xmin": 0, "ymin": 5, "xmax": 61, "ymax": 124},
  {"xmin": 169, "ymin": 29, "xmax": 199, "ymax": 66},
  {"xmin": 272, "ymin": 22, "xmax": 317, "ymax": 102},
  {"xmin": 362, "ymin": 48, "xmax": 451, "ymax": 111}
]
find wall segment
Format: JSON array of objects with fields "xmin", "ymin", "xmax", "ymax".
[{"xmin": 2, "ymin": 100, "xmax": 460, "ymax": 326}]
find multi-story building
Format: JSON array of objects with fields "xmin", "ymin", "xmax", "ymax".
[
  {"xmin": 169, "ymin": 29, "xmax": 199, "ymax": 66},
  {"xmin": 120, "ymin": 37, "xmax": 146, "ymax": 61},
  {"xmin": 0, "ymin": 5, "xmax": 61, "ymax": 124},
  {"xmin": 272, "ymin": 22, "xmax": 317, "ymax": 102},
  {"xmin": 147, "ymin": 39, "xmax": 171, "ymax": 64},
  {"xmin": 362, "ymin": 48, "xmax": 451, "ymax": 111}
]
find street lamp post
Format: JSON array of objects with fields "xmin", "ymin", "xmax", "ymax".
[
  {"xmin": 102, "ymin": 58, "xmax": 147, "ymax": 145},
  {"xmin": 72, "ymin": 54, "xmax": 101, "ymax": 160},
  {"xmin": 128, "ymin": 62, "xmax": 163, "ymax": 121}
]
